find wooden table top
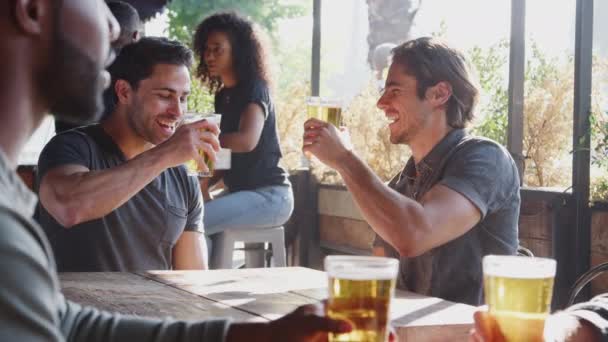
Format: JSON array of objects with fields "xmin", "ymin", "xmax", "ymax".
[{"xmin": 60, "ymin": 267, "xmax": 475, "ymax": 341}]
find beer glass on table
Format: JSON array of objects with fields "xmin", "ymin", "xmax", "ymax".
[
  {"xmin": 325, "ymin": 255, "xmax": 399, "ymax": 342},
  {"xmin": 483, "ymin": 255, "xmax": 556, "ymax": 342},
  {"xmin": 182, "ymin": 113, "xmax": 230, "ymax": 177}
]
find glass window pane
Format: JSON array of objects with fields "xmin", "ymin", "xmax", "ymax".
[
  {"xmin": 417, "ymin": 0, "xmax": 512, "ymax": 147},
  {"xmin": 591, "ymin": 1, "xmax": 608, "ymax": 202},
  {"xmin": 523, "ymin": 0, "xmax": 575, "ymax": 189}
]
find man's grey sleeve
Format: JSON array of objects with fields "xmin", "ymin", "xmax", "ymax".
[
  {"xmin": 60, "ymin": 300, "xmax": 231, "ymax": 342},
  {"xmin": 565, "ymin": 294, "xmax": 608, "ymax": 340},
  {"xmin": 0, "ymin": 210, "xmax": 65, "ymax": 342},
  {"xmin": 0, "ymin": 211, "xmax": 231, "ymax": 342},
  {"xmin": 184, "ymin": 174, "xmax": 204, "ymax": 233},
  {"xmin": 440, "ymin": 141, "xmax": 519, "ymax": 220}
]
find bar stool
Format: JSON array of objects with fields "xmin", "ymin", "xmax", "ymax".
[{"xmin": 210, "ymin": 226, "xmax": 287, "ymax": 269}]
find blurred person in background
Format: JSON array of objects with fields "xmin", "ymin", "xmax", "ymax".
[{"xmin": 192, "ymin": 12, "xmax": 293, "ymax": 265}]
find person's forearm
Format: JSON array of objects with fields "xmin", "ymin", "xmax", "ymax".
[
  {"xmin": 172, "ymin": 232, "xmax": 208, "ymax": 270},
  {"xmin": 226, "ymin": 322, "xmax": 271, "ymax": 342},
  {"xmin": 43, "ymin": 149, "xmax": 168, "ymax": 227},
  {"xmin": 335, "ymin": 151, "xmax": 427, "ymax": 256},
  {"xmin": 63, "ymin": 300, "xmax": 231, "ymax": 342},
  {"xmin": 220, "ymin": 132, "xmax": 257, "ymax": 153}
]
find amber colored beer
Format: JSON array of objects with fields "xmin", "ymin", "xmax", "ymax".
[
  {"xmin": 306, "ymin": 97, "xmax": 343, "ymax": 127},
  {"xmin": 325, "ymin": 256, "xmax": 398, "ymax": 342},
  {"xmin": 483, "ymin": 255, "xmax": 556, "ymax": 342},
  {"xmin": 307, "ymin": 104, "xmax": 343, "ymax": 127}
]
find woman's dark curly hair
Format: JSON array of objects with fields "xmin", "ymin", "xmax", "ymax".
[{"xmin": 193, "ymin": 12, "xmax": 270, "ymax": 93}]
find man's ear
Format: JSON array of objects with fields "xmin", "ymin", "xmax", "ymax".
[
  {"xmin": 427, "ymin": 81, "xmax": 452, "ymax": 107},
  {"xmin": 14, "ymin": 0, "xmax": 49, "ymax": 35},
  {"xmin": 132, "ymin": 30, "xmax": 140, "ymax": 42},
  {"xmin": 114, "ymin": 79, "xmax": 134, "ymax": 104}
]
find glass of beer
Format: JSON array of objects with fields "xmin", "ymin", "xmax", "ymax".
[
  {"xmin": 483, "ymin": 255, "xmax": 556, "ymax": 342},
  {"xmin": 325, "ymin": 255, "xmax": 399, "ymax": 342},
  {"xmin": 182, "ymin": 113, "xmax": 227, "ymax": 177},
  {"xmin": 307, "ymin": 97, "xmax": 343, "ymax": 127}
]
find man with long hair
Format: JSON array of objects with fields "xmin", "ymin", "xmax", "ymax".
[{"xmin": 304, "ymin": 37, "xmax": 520, "ymax": 306}]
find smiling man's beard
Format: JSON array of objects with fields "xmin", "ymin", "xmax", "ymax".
[{"xmin": 41, "ymin": 16, "xmax": 105, "ymax": 125}]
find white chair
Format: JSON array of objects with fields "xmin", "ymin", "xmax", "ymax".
[{"xmin": 210, "ymin": 226, "xmax": 287, "ymax": 269}]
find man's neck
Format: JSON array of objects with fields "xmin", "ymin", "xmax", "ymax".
[
  {"xmin": 101, "ymin": 110, "xmax": 153, "ymax": 160},
  {"xmin": 0, "ymin": 55, "xmax": 45, "ymax": 168},
  {"xmin": 409, "ymin": 120, "xmax": 453, "ymax": 165}
]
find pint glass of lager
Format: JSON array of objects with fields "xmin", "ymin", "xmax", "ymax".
[
  {"xmin": 306, "ymin": 97, "xmax": 343, "ymax": 127},
  {"xmin": 325, "ymin": 255, "xmax": 399, "ymax": 342},
  {"xmin": 483, "ymin": 255, "xmax": 556, "ymax": 342},
  {"xmin": 182, "ymin": 113, "xmax": 228, "ymax": 177}
]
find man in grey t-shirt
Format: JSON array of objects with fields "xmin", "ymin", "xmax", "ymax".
[
  {"xmin": 303, "ymin": 37, "xmax": 519, "ymax": 305},
  {"xmin": 36, "ymin": 37, "xmax": 220, "ymax": 271},
  {"xmin": 0, "ymin": 1, "xmax": 350, "ymax": 340}
]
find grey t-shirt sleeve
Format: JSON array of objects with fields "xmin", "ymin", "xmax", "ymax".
[
  {"xmin": 0, "ymin": 209, "xmax": 232, "ymax": 342},
  {"xmin": 565, "ymin": 294, "xmax": 608, "ymax": 339},
  {"xmin": 439, "ymin": 141, "xmax": 518, "ymax": 219},
  {"xmin": 61, "ymin": 300, "xmax": 232, "ymax": 342},
  {"xmin": 184, "ymin": 175, "xmax": 204, "ymax": 233},
  {"xmin": 37, "ymin": 131, "xmax": 92, "ymax": 180},
  {"xmin": 0, "ymin": 210, "xmax": 64, "ymax": 342}
]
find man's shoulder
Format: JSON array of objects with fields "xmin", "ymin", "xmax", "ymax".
[
  {"xmin": 441, "ymin": 134, "xmax": 520, "ymax": 187},
  {"xmin": 457, "ymin": 134, "xmax": 507, "ymax": 152},
  {"xmin": 43, "ymin": 125, "xmax": 100, "ymax": 152},
  {"xmin": 162, "ymin": 166, "xmax": 198, "ymax": 192},
  {"xmin": 451, "ymin": 134, "xmax": 515, "ymax": 164}
]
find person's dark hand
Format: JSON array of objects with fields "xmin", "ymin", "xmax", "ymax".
[
  {"xmin": 227, "ymin": 302, "xmax": 400, "ymax": 342},
  {"xmin": 302, "ymin": 118, "xmax": 352, "ymax": 170},
  {"xmin": 267, "ymin": 303, "xmax": 352, "ymax": 342},
  {"xmin": 156, "ymin": 119, "xmax": 220, "ymax": 171},
  {"xmin": 270, "ymin": 303, "xmax": 397, "ymax": 342}
]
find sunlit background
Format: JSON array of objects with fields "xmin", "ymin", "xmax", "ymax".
[{"xmin": 22, "ymin": 0, "xmax": 608, "ymax": 199}]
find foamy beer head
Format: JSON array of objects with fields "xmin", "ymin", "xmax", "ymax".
[
  {"xmin": 325, "ymin": 256, "xmax": 399, "ymax": 342},
  {"xmin": 483, "ymin": 255, "xmax": 556, "ymax": 342}
]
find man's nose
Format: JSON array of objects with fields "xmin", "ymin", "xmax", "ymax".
[{"xmin": 377, "ymin": 93, "xmax": 389, "ymax": 111}]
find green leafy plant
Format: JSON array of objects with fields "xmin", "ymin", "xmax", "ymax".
[{"xmin": 166, "ymin": 0, "xmax": 308, "ymax": 44}]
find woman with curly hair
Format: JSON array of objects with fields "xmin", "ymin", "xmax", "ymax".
[{"xmin": 193, "ymin": 12, "xmax": 293, "ymax": 268}]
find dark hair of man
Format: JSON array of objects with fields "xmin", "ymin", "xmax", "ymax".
[
  {"xmin": 105, "ymin": 37, "xmax": 193, "ymax": 114},
  {"xmin": 107, "ymin": 1, "xmax": 140, "ymax": 50},
  {"xmin": 391, "ymin": 37, "xmax": 479, "ymax": 128},
  {"xmin": 192, "ymin": 11, "xmax": 270, "ymax": 93}
]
